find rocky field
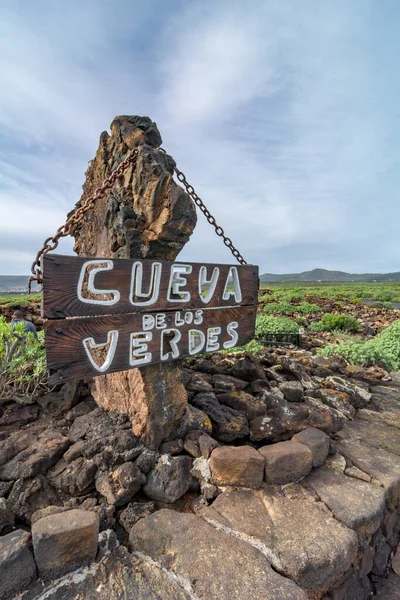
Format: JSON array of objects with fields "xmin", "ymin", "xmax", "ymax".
[{"xmin": 0, "ymin": 285, "xmax": 399, "ymax": 599}]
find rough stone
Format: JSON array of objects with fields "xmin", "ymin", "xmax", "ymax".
[
  {"xmin": 183, "ymin": 430, "xmax": 202, "ymax": 457},
  {"xmin": 337, "ymin": 438, "xmax": 400, "ymax": 505},
  {"xmin": 174, "ymin": 403, "xmax": 212, "ymax": 439},
  {"xmin": 24, "ymin": 537, "xmax": 196, "ymax": 600},
  {"xmin": 200, "ymin": 488, "xmax": 357, "ymax": 594},
  {"xmin": 192, "ymin": 392, "xmax": 249, "ymax": 442},
  {"xmin": 119, "ymin": 501, "xmax": 156, "ymax": 532},
  {"xmin": 31, "ymin": 505, "xmax": 71, "ymax": 525},
  {"xmin": 143, "ymin": 455, "xmax": 193, "ymax": 503},
  {"xmin": 304, "ymin": 466, "xmax": 386, "ymax": 534},
  {"xmin": 392, "ymin": 542, "xmax": 400, "ymax": 576},
  {"xmin": 250, "ymin": 395, "xmax": 310, "ymax": 442},
  {"xmin": 159, "ymin": 439, "xmax": 184, "ymax": 455},
  {"xmin": 318, "ymin": 388, "xmax": 355, "ymax": 420},
  {"xmin": 0, "ymin": 529, "xmax": 37, "ymax": 599},
  {"xmin": 345, "ymin": 465, "xmax": 371, "ymax": 482},
  {"xmin": 135, "ymin": 448, "xmax": 158, "ymax": 473},
  {"xmin": 231, "ymin": 355, "xmax": 266, "ymax": 381},
  {"xmin": 0, "ymin": 426, "xmax": 70, "ymax": 480},
  {"xmin": 72, "ymin": 118, "xmax": 196, "ymax": 449},
  {"xmin": 7, "ymin": 475, "xmax": 59, "ymax": 524},
  {"xmin": 371, "ymin": 540, "xmax": 391, "ymax": 577},
  {"xmin": 212, "ymin": 374, "xmax": 248, "ymax": 394},
  {"xmin": 50, "ymin": 457, "xmax": 98, "ymax": 496},
  {"xmin": 374, "ymin": 572, "xmax": 400, "ymax": 600},
  {"xmin": 279, "ymin": 381, "xmax": 304, "ymax": 402},
  {"xmin": 95, "ymin": 462, "xmax": 146, "ymax": 506},
  {"xmin": 210, "ymin": 445, "xmax": 264, "ymax": 488},
  {"xmin": 323, "ymin": 376, "xmax": 371, "ymax": 408},
  {"xmin": 292, "ymin": 427, "xmax": 330, "ymax": 467},
  {"xmin": 0, "ymin": 498, "xmax": 14, "ymax": 534},
  {"xmin": 217, "ymin": 390, "xmax": 267, "ymax": 419},
  {"xmin": 130, "ymin": 509, "xmax": 307, "ymax": 600},
  {"xmin": 336, "ymin": 419, "xmax": 400, "ymax": 456},
  {"xmin": 32, "ymin": 509, "xmax": 99, "ymax": 580},
  {"xmin": 186, "ymin": 371, "xmax": 213, "ymax": 392},
  {"xmin": 199, "ymin": 433, "xmax": 219, "ymax": 458},
  {"xmin": 0, "ymin": 403, "xmax": 38, "ymax": 427},
  {"xmin": 259, "ymin": 441, "xmax": 313, "ymax": 484}
]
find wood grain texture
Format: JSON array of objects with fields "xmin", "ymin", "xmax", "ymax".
[
  {"xmin": 42, "ymin": 254, "xmax": 259, "ymax": 319},
  {"xmin": 45, "ymin": 305, "xmax": 257, "ymax": 384}
]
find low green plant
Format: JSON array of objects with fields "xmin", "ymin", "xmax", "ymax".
[
  {"xmin": 262, "ymin": 302, "xmax": 322, "ymax": 315},
  {"xmin": 0, "ymin": 317, "xmax": 49, "ymax": 402},
  {"xmin": 320, "ymin": 319, "xmax": 400, "ymax": 371},
  {"xmin": 255, "ymin": 314, "xmax": 299, "ymax": 336},
  {"xmin": 310, "ymin": 313, "xmax": 359, "ymax": 333},
  {"xmin": 221, "ymin": 338, "xmax": 265, "ymax": 355}
]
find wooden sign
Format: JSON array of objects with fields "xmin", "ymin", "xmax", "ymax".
[{"xmin": 42, "ymin": 255, "xmax": 259, "ymax": 383}]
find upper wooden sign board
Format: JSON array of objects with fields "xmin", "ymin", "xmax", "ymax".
[{"xmin": 42, "ymin": 255, "xmax": 259, "ymax": 384}]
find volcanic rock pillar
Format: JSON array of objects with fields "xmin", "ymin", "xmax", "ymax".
[{"xmin": 72, "ymin": 116, "xmax": 197, "ymax": 449}]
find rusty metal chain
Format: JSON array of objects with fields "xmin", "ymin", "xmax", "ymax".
[
  {"xmin": 159, "ymin": 147, "xmax": 247, "ymax": 266},
  {"xmin": 29, "ymin": 145, "xmax": 247, "ymax": 292},
  {"xmin": 28, "ymin": 149, "xmax": 139, "ymax": 291}
]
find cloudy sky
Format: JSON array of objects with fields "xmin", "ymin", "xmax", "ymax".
[{"xmin": 1, "ymin": 0, "xmax": 399, "ymax": 276}]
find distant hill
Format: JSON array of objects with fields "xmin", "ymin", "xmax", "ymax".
[
  {"xmin": 0, "ymin": 276, "xmax": 40, "ymax": 293},
  {"xmin": 260, "ymin": 268, "xmax": 400, "ymax": 283}
]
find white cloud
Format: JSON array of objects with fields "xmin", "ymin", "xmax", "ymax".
[{"xmin": 0, "ymin": 0, "xmax": 399, "ymax": 276}]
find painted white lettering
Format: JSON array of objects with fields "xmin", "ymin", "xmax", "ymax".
[
  {"xmin": 206, "ymin": 327, "xmax": 221, "ymax": 352},
  {"xmin": 160, "ymin": 328, "xmax": 182, "ymax": 360},
  {"xmin": 189, "ymin": 329, "xmax": 206, "ymax": 355},
  {"xmin": 175, "ymin": 311, "xmax": 185, "ymax": 327},
  {"xmin": 222, "ymin": 267, "xmax": 242, "ymax": 304},
  {"xmin": 82, "ymin": 330, "xmax": 119, "ymax": 372},
  {"xmin": 167, "ymin": 264, "xmax": 192, "ymax": 302},
  {"xmin": 130, "ymin": 332, "xmax": 152, "ymax": 366},
  {"xmin": 156, "ymin": 313, "xmax": 166, "ymax": 329},
  {"xmin": 223, "ymin": 321, "xmax": 239, "ymax": 349},
  {"xmin": 194, "ymin": 310, "xmax": 204, "ymax": 325},
  {"xmin": 130, "ymin": 261, "xmax": 162, "ymax": 306},
  {"xmin": 198, "ymin": 266, "xmax": 220, "ymax": 304},
  {"xmin": 142, "ymin": 314, "xmax": 155, "ymax": 331},
  {"xmin": 77, "ymin": 260, "xmax": 120, "ymax": 306},
  {"xmin": 184, "ymin": 311, "xmax": 193, "ymax": 324}
]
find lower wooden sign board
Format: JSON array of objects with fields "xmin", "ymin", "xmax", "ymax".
[{"xmin": 45, "ymin": 305, "xmax": 257, "ymax": 384}]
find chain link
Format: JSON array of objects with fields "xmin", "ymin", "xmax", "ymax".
[
  {"xmin": 159, "ymin": 147, "xmax": 247, "ymax": 266},
  {"xmin": 29, "ymin": 145, "xmax": 247, "ymax": 292}
]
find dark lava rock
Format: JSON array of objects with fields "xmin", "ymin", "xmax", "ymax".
[
  {"xmin": 0, "ymin": 427, "xmax": 70, "ymax": 481},
  {"xmin": 135, "ymin": 449, "xmax": 158, "ymax": 474},
  {"xmin": 96, "ymin": 462, "xmax": 146, "ymax": 507},
  {"xmin": 143, "ymin": 456, "xmax": 193, "ymax": 503},
  {"xmin": 119, "ymin": 501, "xmax": 156, "ymax": 532},
  {"xmin": 212, "ymin": 374, "xmax": 248, "ymax": 394},
  {"xmin": 232, "ymin": 356, "xmax": 266, "ymax": 382},
  {"xmin": 192, "ymin": 393, "xmax": 249, "ymax": 442},
  {"xmin": 7, "ymin": 475, "xmax": 59, "ymax": 524},
  {"xmin": 217, "ymin": 390, "xmax": 266, "ymax": 419},
  {"xmin": 50, "ymin": 457, "xmax": 98, "ymax": 497},
  {"xmin": 0, "ymin": 530, "xmax": 37, "ymax": 598}
]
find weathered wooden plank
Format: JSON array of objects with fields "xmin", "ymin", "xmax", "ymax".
[
  {"xmin": 42, "ymin": 254, "xmax": 259, "ymax": 319},
  {"xmin": 45, "ymin": 305, "xmax": 257, "ymax": 384}
]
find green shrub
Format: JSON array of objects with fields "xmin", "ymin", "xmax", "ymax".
[
  {"xmin": 221, "ymin": 338, "xmax": 265, "ymax": 355},
  {"xmin": 263, "ymin": 302, "xmax": 322, "ymax": 315},
  {"xmin": 310, "ymin": 313, "xmax": 359, "ymax": 333},
  {"xmin": 320, "ymin": 319, "xmax": 400, "ymax": 371},
  {"xmin": 0, "ymin": 317, "xmax": 49, "ymax": 402},
  {"xmin": 255, "ymin": 314, "xmax": 299, "ymax": 336},
  {"xmin": 374, "ymin": 291, "xmax": 394, "ymax": 302}
]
